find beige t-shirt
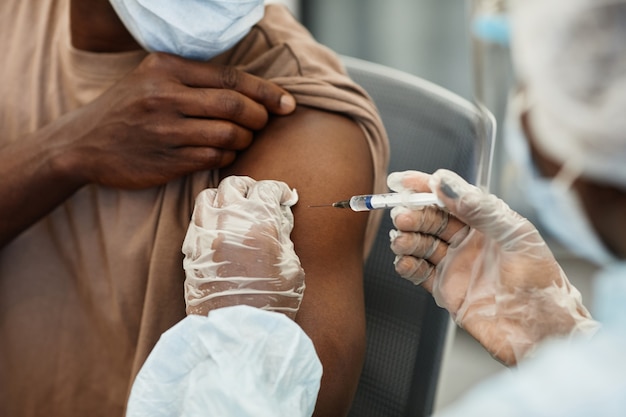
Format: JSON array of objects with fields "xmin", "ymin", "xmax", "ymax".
[{"xmin": 0, "ymin": 2, "xmax": 389, "ymax": 416}]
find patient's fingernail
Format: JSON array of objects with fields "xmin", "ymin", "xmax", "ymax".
[
  {"xmin": 440, "ymin": 181, "xmax": 459, "ymax": 199},
  {"xmin": 280, "ymin": 94, "xmax": 296, "ymax": 112}
]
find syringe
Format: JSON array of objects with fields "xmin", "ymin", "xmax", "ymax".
[{"xmin": 311, "ymin": 192, "xmax": 444, "ymax": 212}]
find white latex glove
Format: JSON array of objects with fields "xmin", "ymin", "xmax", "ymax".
[
  {"xmin": 182, "ymin": 176, "xmax": 305, "ymax": 320},
  {"xmin": 388, "ymin": 169, "xmax": 599, "ymax": 365}
]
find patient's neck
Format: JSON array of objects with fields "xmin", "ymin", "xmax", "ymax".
[{"xmin": 70, "ymin": 0, "xmax": 141, "ymax": 53}]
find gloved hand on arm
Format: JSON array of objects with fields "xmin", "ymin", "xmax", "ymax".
[
  {"xmin": 388, "ymin": 169, "xmax": 599, "ymax": 366},
  {"xmin": 182, "ymin": 175, "xmax": 306, "ymax": 320},
  {"xmin": 126, "ymin": 176, "xmax": 319, "ymax": 417}
]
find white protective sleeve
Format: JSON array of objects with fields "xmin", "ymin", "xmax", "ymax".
[{"xmin": 126, "ymin": 305, "xmax": 322, "ymax": 417}]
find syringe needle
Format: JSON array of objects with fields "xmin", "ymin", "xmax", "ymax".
[
  {"xmin": 331, "ymin": 200, "xmax": 351, "ymax": 208},
  {"xmin": 310, "ymin": 194, "xmax": 442, "ymax": 211}
]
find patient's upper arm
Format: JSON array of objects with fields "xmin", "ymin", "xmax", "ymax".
[{"xmin": 221, "ymin": 105, "xmax": 374, "ymax": 417}]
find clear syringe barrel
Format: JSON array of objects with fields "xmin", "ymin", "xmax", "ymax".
[{"xmin": 348, "ymin": 192, "xmax": 443, "ymax": 211}]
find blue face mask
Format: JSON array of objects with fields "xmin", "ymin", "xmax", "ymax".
[{"xmin": 504, "ymin": 115, "xmax": 616, "ymax": 266}]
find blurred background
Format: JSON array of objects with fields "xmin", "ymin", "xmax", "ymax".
[{"xmin": 268, "ymin": 0, "xmax": 599, "ymax": 413}]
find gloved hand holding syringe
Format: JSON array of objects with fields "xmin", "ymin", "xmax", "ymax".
[{"xmin": 310, "ymin": 192, "xmax": 444, "ymax": 211}]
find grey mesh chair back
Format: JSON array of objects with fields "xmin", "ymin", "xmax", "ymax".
[{"xmin": 342, "ymin": 56, "xmax": 495, "ymax": 417}]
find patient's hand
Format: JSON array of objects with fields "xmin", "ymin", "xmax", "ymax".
[{"xmin": 182, "ymin": 176, "xmax": 305, "ymax": 319}]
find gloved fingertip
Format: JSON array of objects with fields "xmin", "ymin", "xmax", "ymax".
[
  {"xmin": 248, "ymin": 180, "xmax": 298, "ymax": 207},
  {"xmin": 389, "ymin": 205, "xmax": 417, "ymax": 228},
  {"xmin": 430, "ymin": 169, "xmax": 477, "ymax": 203},
  {"xmin": 387, "ymin": 171, "xmax": 405, "ymax": 192},
  {"xmin": 387, "ymin": 170, "xmax": 427, "ymax": 192},
  {"xmin": 216, "ymin": 175, "xmax": 255, "ymax": 206},
  {"xmin": 282, "ymin": 187, "xmax": 298, "ymax": 207},
  {"xmin": 220, "ymin": 175, "xmax": 255, "ymax": 191},
  {"xmin": 440, "ymin": 181, "xmax": 459, "ymax": 201},
  {"xmin": 190, "ymin": 189, "xmax": 219, "ymax": 228},
  {"xmin": 195, "ymin": 188, "xmax": 218, "ymax": 206}
]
